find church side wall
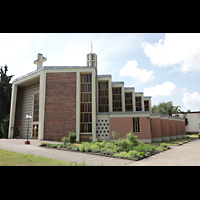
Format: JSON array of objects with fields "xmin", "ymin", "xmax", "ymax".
[
  {"xmin": 20, "ymin": 84, "xmax": 39, "ymax": 138},
  {"xmin": 110, "ymin": 116, "xmax": 152, "ymax": 143},
  {"xmin": 44, "ymin": 72, "xmax": 76, "ymax": 140}
]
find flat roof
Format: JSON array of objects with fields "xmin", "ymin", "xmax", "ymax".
[
  {"xmin": 97, "ymin": 74, "xmax": 112, "ymax": 78},
  {"xmin": 172, "ymin": 111, "xmax": 200, "ymax": 114},
  {"xmin": 12, "ymin": 66, "xmax": 96, "ymax": 83}
]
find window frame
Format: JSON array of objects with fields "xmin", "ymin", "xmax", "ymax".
[
  {"xmin": 98, "ymin": 81, "xmax": 109, "ymax": 112},
  {"xmin": 80, "ymin": 73, "xmax": 92, "ymax": 133},
  {"xmin": 112, "ymin": 87, "xmax": 122, "ymax": 112},
  {"xmin": 132, "ymin": 117, "xmax": 141, "ymax": 133}
]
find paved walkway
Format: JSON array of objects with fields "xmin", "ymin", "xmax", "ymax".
[
  {"xmin": 0, "ymin": 139, "xmax": 134, "ymax": 166},
  {"xmin": 129, "ymin": 139, "xmax": 200, "ymax": 166},
  {"xmin": 0, "ymin": 139, "xmax": 200, "ymax": 166}
]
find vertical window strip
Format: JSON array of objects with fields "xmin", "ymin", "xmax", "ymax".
[{"xmin": 80, "ymin": 74, "xmax": 92, "ymax": 133}]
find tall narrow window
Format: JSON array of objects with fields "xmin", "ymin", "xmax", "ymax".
[
  {"xmin": 125, "ymin": 92, "xmax": 133, "ymax": 111},
  {"xmin": 98, "ymin": 81, "xmax": 109, "ymax": 112},
  {"xmin": 33, "ymin": 93, "xmax": 39, "ymax": 122},
  {"xmin": 135, "ymin": 97, "xmax": 142, "ymax": 111},
  {"xmin": 133, "ymin": 118, "xmax": 140, "ymax": 133},
  {"xmin": 112, "ymin": 87, "xmax": 122, "ymax": 112},
  {"xmin": 80, "ymin": 74, "xmax": 92, "ymax": 133},
  {"xmin": 144, "ymin": 100, "xmax": 149, "ymax": 111}
]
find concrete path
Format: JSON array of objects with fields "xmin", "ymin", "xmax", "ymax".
[
  {"xmin": 129, "ymin": 139, "xmax": 200, "ymax": 166},
  {"xmin": 0, "ymin": 139, "xmax": 200, "ymax": 166},
  {"xmin": 0, "ymin": 139, "xmax": 134, "ymax": 166}
]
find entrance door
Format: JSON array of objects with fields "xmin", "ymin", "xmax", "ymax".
[{"xmin": 32, "ymin": 124, "xmax": 39, "ymax": 138}]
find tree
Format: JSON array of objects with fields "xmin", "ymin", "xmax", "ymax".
[
  {"xmin": 0, "ymin": 65, "xmax": 14, "ymax": 138},
  {"xmin": 151, "ymin": 101, "xmax": 181, "ymax": 116}
]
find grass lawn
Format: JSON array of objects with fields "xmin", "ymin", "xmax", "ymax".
[
  {"xmin": 149, "ymin": 135, "xmax": 198, "ymax": 146},
  {"xmin": 0, "ymin": 149, "xmax": 84, "ymax": 166}
]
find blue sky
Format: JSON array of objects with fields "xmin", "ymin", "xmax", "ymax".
[{"xmin": 1, "ymin": 33, "xmax": 200, "ymax": 111}]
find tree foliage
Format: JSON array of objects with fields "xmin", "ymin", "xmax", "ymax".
[
  {"xmin": 0, "ymin": 65, "xmax": 14, "ymax": 138},
  {"xmin": 151, "ymin": 101, "xmax": 181, "ymax": 116}
]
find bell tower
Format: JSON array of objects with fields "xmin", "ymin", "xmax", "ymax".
[{"xmin": 87, "ymin": 43, "xmax": 97, "ymax": 67}]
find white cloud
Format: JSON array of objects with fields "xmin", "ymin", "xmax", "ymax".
[
  {"xmin": 143, "ymin": 33, "xmax": 200, "ymax": 73},
  {"xmin": 182, "ymin": 92, "xmax": 200, "ymax": 111},
  {"xmin": 0, "ymin": 33, "xmax": 141, "ymax": 79},
  {"xmin": 119, "ymin": 60, "xmax": 154, "ymax": 82},
  {"xmin": 143, "ymin": 81, "xmax": 186, "ymax": 97}
]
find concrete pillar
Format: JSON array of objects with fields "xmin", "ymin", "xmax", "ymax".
[{"xmin": 8, "ymin": 84, "xmax": 18, "ymax": 138}]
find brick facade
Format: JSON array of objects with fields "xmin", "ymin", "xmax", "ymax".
[
  {"xmin": 44, "ymin": 72, "xmax": 76, "ymax": 140},
  {"xmin": 110, "ymin": 117, "xmax": 151, "ymax": 140},
  {"xmin": 80, "ymin": 134, "xmax": 92, "ymax": 142}
]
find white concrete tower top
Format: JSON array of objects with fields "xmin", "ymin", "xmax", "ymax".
[
  {"xmin": 87, "ymin": 43, "xmax": 97, "ymax": 68},
  {"xmin": 34, "ymin": 53, "xmax": 47, "ymax": 70}
]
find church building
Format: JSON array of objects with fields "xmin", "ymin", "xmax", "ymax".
[{"xmin": 8, "ymin": 50, "xmax": 186, "ymax": 142}]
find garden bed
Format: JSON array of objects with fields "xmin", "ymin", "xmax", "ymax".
[{"xmin": 40, "ymin": 132, "xmax": 170, "ymax": 161}]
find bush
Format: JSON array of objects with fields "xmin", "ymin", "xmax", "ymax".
[
  {"xmin": 61, "ymin": 137, "xmax": 70, "ymax": 145},
  {"xmin": 114, "ymin": 151, "xmax": 132, "ymax": 159},
  {"xmin": 71, "ymin": 144, "xmax": 79, "ymax": 151},
  {"xmin": 114, "ymin": 132, "xmax": 139, "ymax": 152},
  {"xmin": 0, "ymin": 114, "xmax": 9, "ymax": 138},
  {"xmin": 40, "ymin": 142, "xmax": 47, "ymax": 147},
  {"xmin": 128, "ymin": 150, "xmax": 138, "ymax": 157},
  {"xmin": 85, "ymin": 145, "xmax": 92, "ymax": 152},
  {"xmin": 126, "ymin": 132, "xmax": 139, "ymax": 146},
  {"xmin": 114, "ymin": 138, "xmax": 133, "ymax": 152},
  {"xmin": 137, "ymin": 152, "xmax": 145, "ymax": 159},
  {"xmin": 68, "ymin": 132, "xmax": 76, "ymax": 143},
  {"xmin": 92, "ymin": 148, "xmax": 101, "ymax": 153},
  {"xmin": 103, "ymin": 148, "xmax": 114, "ymax": 156},
  {"xmin": 160, "ymin": 143, "xmax": 168, "ymax": 150},
  {"xmin": 133, "ymin": 143, "xmax": 154, "ymax": 153}
]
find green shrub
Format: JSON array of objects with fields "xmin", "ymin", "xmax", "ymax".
[
  {"xmin": 99, "ymin": 140, "xmax": 107, "ymax": 148},
  {"xmin": 92, "ymin": 148, "xmax": 101, "ymax": 153},
  {"xmin": 126, "ymin": 132, "xmax": 139, "ymax": 146},
  {"xmin": 0, "ymin": 114, "xmax": 9, "ymax": 138},
  {"xmin": 160, "ymin": 143, "xmax": 168, "ymax": 150},
  {"xmin": 52, "ymin": 144, "xmax": 58, "ymax": 148},
  {"xmin": 66, "ymin": 145, "xmax": 72, "ymax": 149},
  {"xmin": 40, "ymin": 142, "xmax": 47, "ymax": 146},
  {"xmin": 68, "ymin": 132, "xmax": 76, "ymax": 143},
  {"xmin": 71, "ymin": 144, "xmax": 79, "ymax": 151},
  {"xmin": 153, "ymin": 145, "xmax": 162, "ymax": 152},
  {"xmin": 128, "ymin": 150, "xmax": 138, "ymax": 157},
  {"xmin": 114, "ymin": 151, "xmax": 132, "ymax": 159},
  {"xmin": 114, "ymin": 132, "xmax": 140, "ymax": 152},
  {"xmin": 78, "ymin": 142, "xmax": 90, "ymax": 152},
  {"xmin": 137, "ymin": 152, "xmax": 145, "ymax": 158},
  {"xmin": 61, "ymin": 137, "xmax": 70, "ymax": 145},
  {"xmin": 84, "ymin": 145, "xmax": 92, "ymax": 152},
  {"xmin": 103, "ymin": 148, "xmax": 114, "ymax": 155},
  {"xmin": 133, "ymin": 143, "xmax": 154, "ymax": 153},
  {"xmin": 114, "ymin": 138, "xmax": 133, "ymax": 152}
]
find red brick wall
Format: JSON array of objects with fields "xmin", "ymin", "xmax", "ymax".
[
  {"xmin": 44, "ymin": 72, "xmax": 76, "ymax": 140},
  {"xmin": 176, "ymin": 120, "xmax": 182, "ymax": 136},
  {"xmin": 110, "ymin": 117, "xmax": 151, "ymax": 140},
  {"xmin": 80, "ymin": 134, "xmax": 92, "ymax": 142},
  {"xmin": 110, "ymin": 117, "xmax": 133, "ymax": 139},
  {"xmin": 180, "ymin": 121, "xmax": 186, "ymax": 135},
  {"xmin": 169, "ymin": 120, "xmax": 176, "ymax": 137},
  {"xmin": 151, "ymin": 118, "xmax": 162, "ymax": 139},
  {"xmin": 161, "ymin": 119, "xmax": 170, "ymax": 137}
]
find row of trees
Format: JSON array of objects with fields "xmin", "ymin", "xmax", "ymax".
[
  {"xmin": 0, "ymin": 66, "xmax": 13, "ymax": 138},
  {"xmin": 151, "ymin": 101, "xmax": 181, "ymax": 116}
]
